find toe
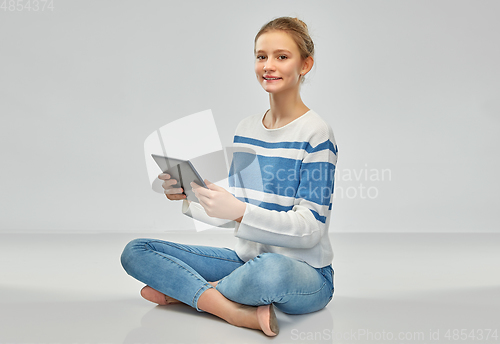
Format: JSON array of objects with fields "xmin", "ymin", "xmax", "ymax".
[{"xmin": 140, "ymin": 286, "xmax": 168, "ymax": 305}]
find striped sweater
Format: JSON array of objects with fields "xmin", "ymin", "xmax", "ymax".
[{"xmin": 182, "ymin": 109, "xmax": 338, "ymax": 268}]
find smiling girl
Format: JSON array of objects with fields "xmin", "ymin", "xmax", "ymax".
[{"xmin": 121, "ymin": 17, "xmax": 338, "ymax": 337}]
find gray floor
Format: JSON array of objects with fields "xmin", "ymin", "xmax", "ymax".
[{"xmin": 0, "ymin": 232, "xmax": 499, "ymax": 344}]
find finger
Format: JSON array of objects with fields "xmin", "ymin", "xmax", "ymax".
[
  {"xmin": 166, "ymin": 193, "xmax": 187, "ymax": 201},
  {"xmin": 191, "ymin": 182, "xmax": 210, "ymax": 197},
  {"xmin": 191, "ymin": 181, "xmax": 209, "ymax": 192},
  {"xmin": 158, "ymin": 173, "xmax": 171, "ymax": 180},
  {"xmin": 162, "ymin": 179, "xmax": 179, "ymax": 189},
  {"xmin": 205, "ymin": 179, "xmax": 219, "ymax": 190},
  {"xmin": 164, "ymin": 187, "xmax": 184, "ymax": 195},
  {"xmin": 193, "ymin": 189, "xmax": 210, "ymax": 203},
  {"xmin": 204, "ymin": 179, "xmax": 221, "ymax": 191}
]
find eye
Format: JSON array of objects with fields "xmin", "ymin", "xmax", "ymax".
[
  {"xmin": 256, "ymin": 55, "xmax": 266, "ymax": 60},
  {"xmin": 278, "ymin": 55, "xmax": 288, "ymax": 60}
]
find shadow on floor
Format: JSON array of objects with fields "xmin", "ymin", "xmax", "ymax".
[{"xmin": 1, "ymin": 285, "xmax": 498, "ymax": 343}]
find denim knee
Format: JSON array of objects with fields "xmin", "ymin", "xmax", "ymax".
[
  {"xmin": 246, "ymin": 253, "xmax": 296, "ymax": 291},
  {"xmin": 120, "ymin": 238, "xmax": 149, "ymax": 275},
  {"xmin": 215, "ymin": 253, "xmax": 292, "ymax": 304}
]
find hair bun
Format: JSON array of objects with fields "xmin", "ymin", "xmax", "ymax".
[{"xmin": 293, "ymin": 17, "xmax": 308, "ymax": 30}]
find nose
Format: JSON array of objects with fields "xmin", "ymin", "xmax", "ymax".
[{"xmin": 263, "ymin": 59, "xmax": 275, "ymax": 72}]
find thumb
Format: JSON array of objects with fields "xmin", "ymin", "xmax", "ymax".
[{"xmin": 204, "ymin": 179, "xmax": 218, "ymax": 190}]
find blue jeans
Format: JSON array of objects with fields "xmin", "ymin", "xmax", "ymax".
[{"xmin": 121, "ymin": 238, "xmax": 334, "ymax": 314}]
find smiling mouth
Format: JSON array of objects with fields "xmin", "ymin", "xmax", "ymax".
[{"xmin": 263, "ymin": 77, "xmax": 282, "ymax": 81}]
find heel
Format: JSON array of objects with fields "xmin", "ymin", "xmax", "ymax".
[{"xmin": 257, "ymin": 304, "xmax": 279, "ymax": 336}]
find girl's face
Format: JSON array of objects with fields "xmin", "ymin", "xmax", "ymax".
[{"xmin": 254, "ymin": 30, "xmax": 310, "ymax": 95}]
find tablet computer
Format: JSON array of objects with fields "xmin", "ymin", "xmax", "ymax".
[{"xmin": 151, "ymin": 154, "xmax": 208, "ymax": 202}]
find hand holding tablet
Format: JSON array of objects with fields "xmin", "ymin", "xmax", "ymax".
[
  {"xmin": 152, "ymin": 154, "xmax": 208, "ymax": 203},
  {"xmin": 157, "ymin": 173, "xmax": 188, "ymax": 201},
  {"xmin": 152, "ymin": 154, "xmax": 246, "ymax": 221}
]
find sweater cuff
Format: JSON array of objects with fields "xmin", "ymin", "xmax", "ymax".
[
  {"xmin": 182, "ymin": 199, "xmax": 192, "ymax": 216},
  {"xmin": 233, "ymin": 203, "xmax": 269, "ymax": 241},
  {"xmin": 234, "ymin": 201, "xmax": 252, "ymax": 235},
  {"xmin": 234, "ymin": 203, "xmax": 322, "ymax": 248}
]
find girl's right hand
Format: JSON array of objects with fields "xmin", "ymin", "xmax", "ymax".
[{"xmin": 158, "ymin": 173, "xmax": 188, "ymax": 202}]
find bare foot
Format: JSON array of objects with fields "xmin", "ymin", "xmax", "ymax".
[
  {"xmin": 140, "ymin": 286, "xmax": 181, "ymax": 305},
  {"xmin": 256, "ymin": 304, "xmax": 279, "ymax": 336},
  {"xmin": 208, "ymin": 280, "xmax": 220, "ymax": 288},
  {"xmin": 197, "ymin": 286, "xmax": 279, "ymax": 337},
  {"xmin": 231, "ymin": 303, "xmax": 279, "ymax": 337}
]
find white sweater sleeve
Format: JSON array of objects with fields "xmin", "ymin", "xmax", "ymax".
[
  {"xmin": 181, "ymin": 199, "xmax": 236, "ymax": 228},
  {"xmin": 234, "ymin": 202, "xmax": 321, "ymax": 248},
  {"xmin": 233, "ymin": 128, "xmax": 337, "ymax": 249}
]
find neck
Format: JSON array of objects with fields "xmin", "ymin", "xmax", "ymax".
[{"xmin": 266, "ymin": 88, "xmax": 309, "ymax": 127}]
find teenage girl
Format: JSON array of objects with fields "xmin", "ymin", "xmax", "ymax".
[{"xmin": 121, "ymin": 16, "xmax": 338, "ymax": 337}]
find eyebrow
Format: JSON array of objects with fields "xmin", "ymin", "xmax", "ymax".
[{"xmin": 255, "ymin": 49, "xmax": 292, "ymax": 55}]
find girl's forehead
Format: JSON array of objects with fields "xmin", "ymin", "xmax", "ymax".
[
  {"xmin": 255, "ymin": 31, "xmax": 297, "ymax": 50},
  {"xmin": 256, "ymin": 31, "xmax": 295, "ymax": 45}
]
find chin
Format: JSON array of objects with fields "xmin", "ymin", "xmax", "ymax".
[
  {"xmin": 262, "ymin": 86, "xmax": 285, "ymax": 95},
  {"xmin": 262, "ymin": 88, "xmax": 278, "ymax": 94}
]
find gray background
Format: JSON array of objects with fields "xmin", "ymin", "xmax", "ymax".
[{"xmin": 1, "ymin": 0, "xmax": 498, "ymax": 233}]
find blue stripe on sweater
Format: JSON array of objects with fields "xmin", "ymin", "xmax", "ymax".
[
  {"xmin": 229, "ymin": 152, "xmax": 335, "ymax": 207},
  {"xmin": 229, "ymin": 134, "xmax": 337, "ymax": 227},
  {"xmin": 234, "ymin": 135, "xmax": 338, "ymax": 156},
  {"xmin": 234, "ymin": 136, "xmax": 309, "ymax": 150}
]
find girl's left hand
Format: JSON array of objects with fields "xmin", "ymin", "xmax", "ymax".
[{"xmin": 190, "ymin": 179, "xmax": 246, "ymax": 221}]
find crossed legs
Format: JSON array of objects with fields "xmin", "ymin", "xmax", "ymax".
[
  {"xmin": 121, "ymin": 238, "xmax": 332, "ymax": 336},
  {"xmin": 121, "ymin": 238, "xmax": 279, "ymax": 336}
]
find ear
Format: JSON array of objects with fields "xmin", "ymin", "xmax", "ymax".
[{"xmin": 301, "ymin": 56, "xmax": 314, "ymax": 76}]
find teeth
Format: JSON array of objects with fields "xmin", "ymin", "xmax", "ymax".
[{"xmin": 265, "ymin": 77, "xmax": 280, "ymax": 80}]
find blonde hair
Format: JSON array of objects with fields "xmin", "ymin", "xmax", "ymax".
[{"xmin": 254, "ymin": 17, "xmax": 314, "ymax": 83}]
